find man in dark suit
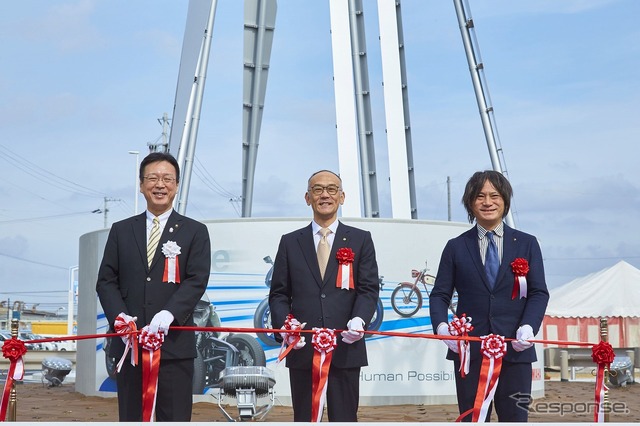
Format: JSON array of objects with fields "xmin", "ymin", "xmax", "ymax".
[
  {"xmin": 429, "ymin": 170, "xmax": 549, "ymax": 422},
  {"xmin": 96, "ymin": 152, "xmax": 211, "ymax": 421},
  {"xmin": 269, "ymin": 170, "xmax": 379, "ymax": 422}
]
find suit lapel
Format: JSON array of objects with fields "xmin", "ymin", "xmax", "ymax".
[
  {"xmin": 325, "ymin": 222, "xmax": 349, "ymax": 285},
  {"xmin": 463, "ymin": 226, "xmax": 493, "ymax": 290},
  {"xmin": 297, "ymin": 224, "xmax": 324, "ymax": 286},
  {"xmin": 133, "ymin": 212, "xmax": 148, "ymax": 269},
  {"xmin": 496, "ymin": 225, "xmax": 516, "ymax": 288},
  {"xmin": 149, "ymin": 211, "xmax": 184, "ymax": 271}
]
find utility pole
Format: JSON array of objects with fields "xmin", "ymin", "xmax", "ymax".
[
  {"xmin": 103, "ymin": 197, "xmax": 122, "ymax": 228},
  {"xmin": 447, "ymin": 176, "xmax": 452, "ymax": 221}
]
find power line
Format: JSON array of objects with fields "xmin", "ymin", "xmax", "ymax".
[
  {"xmin": 0, "ymin": 210, "xmax": 100, "ymax": 224},
  {"xmin": 0, "ymin": 144, "xmax": 105, "ymax": 197},
  {"xmin": 0, "ymin": 253, "xmax": 68, "ymax": 270}
]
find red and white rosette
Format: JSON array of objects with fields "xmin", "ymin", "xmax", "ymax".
[
  {"xmin": 161, "ymin": 241, "xmax": 181, "ymax": 284},
  {"xmin": 591, "ymin": 341, "xmax": 615, "ymax": 422},
  {"xmin": 448, "ymin": 314, "xmax": 473, "ymax": 378},
  {"xmin": 510, "ymin": 258, "xmax": 529, "ymax": 300},
  {"xmin": 277, "ymin": 314, "xmax": 305, "ymax": 362},
  {"xmin": 335, "ymin": 248, "xmax": 355, "ymax": 290},
  {"xmin": 311, "ymin": 328, "xmax": 337, "ymax": 422},
  {"xmin": 0, "ymin": 338, "xmax": 26, "ymax": 421},
  {"xmin": 114, "ymin": 313, "xmax": 139, "ymax": 372},
  {"xmin": 138, "ymin": 326, "xmax": 165, "ymax": 422},
  {"xmin": 456, "ymin": 334, "xmax": 507, "ymax": 422}
]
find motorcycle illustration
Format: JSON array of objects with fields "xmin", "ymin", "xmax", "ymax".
[
  {"xmin": 390, "ymin": 260, "xmax": 457, "ymax": 317},
  {"xmin": 254, "ymin": 256, "xmax": 385, "ymax": 347},
  {"xmin": 104, "ymin": 293, "xmax": 266, "ymax": 394}
]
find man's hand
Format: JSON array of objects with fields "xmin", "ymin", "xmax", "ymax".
[
  {"xmin": 280, "ymin": 317, "xmax": 306, "ymax": 350},
  {"xmin": 437, "ymin": 322, "xmax": 459, "ymax": 353},
  {"xmin": 149, "ymin": 310, "xmax": 174, "ymax": 335},
  {"xmin": 512, "ymin": 324, "xmax": 534, "ymax": 352},
  {"xmin": 115, "ymin": 312, "xmax": 138, "ymax": 344},
  {"xmin": 341, "ymin": 317, "xmax": 365, "ymax": 344}
]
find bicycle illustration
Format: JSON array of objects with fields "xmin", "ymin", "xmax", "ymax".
[{"xmin": 390, "ymin": 260, "xmax": 457, "ymax": 317}]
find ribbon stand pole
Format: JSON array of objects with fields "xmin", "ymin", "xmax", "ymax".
[
  {"xmin": 599, "ymin": 318, "xmax": 610, "ymax": 423},
  {"xmin": 8, "ymin": 318, "xmax": 19, "ymax": 421}
]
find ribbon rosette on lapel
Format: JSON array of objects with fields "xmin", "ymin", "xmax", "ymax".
[
  {"xmin": 510, "ymin": 258, "xmax": 529, "ymax": 300},
  {"xmin": 335, "ymin": 247, "xmax": 355, "ymax": 290},
  {"xmin": 161, "ymin": 241, "xmax": 181, "ymax": 284},
  {"xmin": 591, "ymin": 341, "xmax": 615, "ymax": 422},
  {"xmin": 311, "ymin": 328, "xmax": 337, "ymax": 422},
  {"xmin": 459, "ymin": 334, "xmax": 506, "ymax": 422},
  {"xmin": 0, "ymin": 338, "xmax": 27, "ymax": 421},
  {"xmin": 138, "ymin": 326, "xmax": 165, "ymax": 422},
  {"xmin": 448, "ymin": 314, "xmax": 473, "ymax": 378}
]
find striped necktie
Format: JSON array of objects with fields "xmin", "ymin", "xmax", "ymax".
[
  {"xmin": 485, "ymin": 231, "xmax": 500, "ymax": 288},
  {"xmin": 147, "ymin": 217, "xmax": 160, "ymax": 267}
]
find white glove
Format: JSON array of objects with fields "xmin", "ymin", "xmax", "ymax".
[
  {"xmin": 115, "ymin": 312, "xmax": 138, "ymax": 344},
  {"xmin": 341, "ymin": 317, "xmax": 365, "ymax": 344},
  {"xmin": 512, "ymin": 324, "xmax": 534, "ymax": 352},
  {"xmin": 280, "ymin": 317, "xmax": 306, "ymax": 350},
  {"xmin": 149, "ymin": 310, "xmax": 174, "ymax": 336},
  {"xmin": 437, "ymin": 322, "xmax": 459, "ymax": 353}
]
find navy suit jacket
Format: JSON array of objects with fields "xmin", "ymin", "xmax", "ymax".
[
  {"xmin": 96, "ymin": 210, "xmax": 211, "ymax": 360},
  {"xmin": 429, "ymin": 224, "xmax": 549, "ymax": 363},
  {"xmin": 269, "ymin": 222, "xmax": 379, "ymax": 369}
]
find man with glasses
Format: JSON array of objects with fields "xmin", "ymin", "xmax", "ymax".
[
  {"xmin": 97, "ymin": 152, "xmax": 211, "ymax": 421},
  {"xmin": 269, "ymin": 170, "xmax": 380, "ymax": 422}
]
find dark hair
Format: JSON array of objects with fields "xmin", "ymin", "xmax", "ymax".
[
  {"xmin": 139, "ymin": 152, "xmax": 180, "ymax": 183},
  {"xmin": 307, "ymin": 170, "xmax": 342, "ymax": 187},
  {"xmin": 462, "ymin": 170, "xmax": 512, "ymax": 223}
]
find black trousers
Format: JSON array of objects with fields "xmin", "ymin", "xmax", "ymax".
[
  {"xmin": 116, "ymin": 357, "xmax": 194, "ymax": 421},
  {"xmin": 289, "ymin": 365, "xmax": 361, "ymax": 422},
  {"xmin": 453, "ymin": 357, "xmax": 532, "ymax": 422}
]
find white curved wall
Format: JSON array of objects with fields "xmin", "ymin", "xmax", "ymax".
[{"xmin": 76, "ymin": 218, "xmax": 544, "ymax": 405}]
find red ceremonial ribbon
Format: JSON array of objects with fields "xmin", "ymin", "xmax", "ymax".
[
  {"xmin": 591, "ymin": 341, "xmax": 615, "ymax": 422},
  {"xmin": 448, "ymin": 314, "xmax": 474, "ymax": 378},
  {"xmin": 277, "ymin": 314, "xmax": 305, "ymax": 362},
  {"xmin": 162, "ymin": 256, "xmax": 181, "ymax": 284},
  {"xmin": 310, "ymin": 328, "xmax": 337, "ymax": 422},
  {"xmin": 510, "ymin": 258, "xmax": 529, "ymax": 300},
  {"xmin": 0, "ymin": 338, "xmax": 26, "ymax": 421},
  {"xmin": 138, "ymin": 327, "xmax": 164, "ymax": 422},
  {"xmin": 335, "ymin": 248, "xmax": 355, "ymax": 290},
  {"xmin": 114, "ymin": 314, "xmax": 139, "ymax": 372},
  {"xmin": 456, "ymin": 334, "xmax": 507, "ymax": 422}
]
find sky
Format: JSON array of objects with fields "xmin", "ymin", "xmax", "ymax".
[{"xmin": 1, "ymin": 0, "xmax": 639, "ymax": 313}]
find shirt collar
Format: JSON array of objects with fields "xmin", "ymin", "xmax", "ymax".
[
  {"xmin": 146, "ymin": 209, "xmax": 172, "ymax": 223},
  {"xmin": 312, "ymin": 219, "xmax": 339, "ymax": 235},
  {"xmin": 477, "ymin": 222, "xmax": 504, "ymax": 239}
]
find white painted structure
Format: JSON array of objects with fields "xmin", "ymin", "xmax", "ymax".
[{"xmin": 76, "ymin": 218, "xmax": 545, "ymax": 405}]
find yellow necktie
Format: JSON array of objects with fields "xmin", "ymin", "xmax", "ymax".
[
  {"xmin": 317, "ymin": 228, "xmax": 331, "ymax": 279},
  {"xmin": 147, "ymin": 217, "xmax": 160, "ymax": 267}
]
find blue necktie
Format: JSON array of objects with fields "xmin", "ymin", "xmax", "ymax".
[{"xmin": 485, "ymin": 231, "xmax": 499, "ymax": 288}]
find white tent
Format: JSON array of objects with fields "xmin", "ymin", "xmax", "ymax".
[{"xmin": 543, "ymin": 261, "xmax": 640, "ymax": 348}]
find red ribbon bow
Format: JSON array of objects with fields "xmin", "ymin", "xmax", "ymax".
[
  {"xmin": 335, "ymin": 248, "xmax": 355, "ymax": 290},
  {"xmin": 592, "ymin": 341, "xmax": 615, "ymax": 422},
  {"xmin": 457, "ymin": 334, "xmax": 507, "ymax": 422},
  {"xmin": 448, "ymin": 314, "xmax": 473, "ymax": 378},
  {"xmin": 311, "ymin": 328, "xmax": 337, "ymax": 422},
  {"xmin": 138, "ymin": 327, "xmax": 165, "ymax": 422},
  {"xmin": 0, "ymin": 338, "xmax": 27, "ymax": 421},
  {"xmin": 510, "ymin": 258, "xmax": 529, "ymax": 300}
]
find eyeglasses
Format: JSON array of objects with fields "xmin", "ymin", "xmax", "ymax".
[
  {"xmin": 309, "ymin": 185, "xmax": 341, "ymax": 196},
  {"xmin": 144, "ymin": 175, "xmax": 177, "ymax": 185}
]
